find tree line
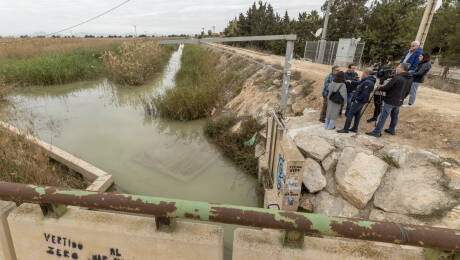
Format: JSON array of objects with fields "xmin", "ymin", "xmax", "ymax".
[{"xmin": 222, "ymin": 0, "xmax": 459, "ymax": 69}]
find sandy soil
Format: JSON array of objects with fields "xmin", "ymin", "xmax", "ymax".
[{"xmin": 213, "ymin": 43, "xmax": 460, "ymax": 160}]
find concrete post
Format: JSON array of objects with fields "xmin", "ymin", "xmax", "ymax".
[
  {"xmin": 280, "ymin": 40, "xmax": 294, "ymax": 117},
  {"xmin": 317, "ymin": 0, "xmax": 332, "ymax": 64},
  {"xmin": 0, "ymin": 201, "xmax": 16, "ymax": 260},
  {"xmin": 416, "ymin": 0, "xmax": 438, "ymax": 47}
]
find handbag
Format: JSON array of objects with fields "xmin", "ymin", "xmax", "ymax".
[{"xmin": 329, "ymin": 84, "xmax": 344, "ymax": 104}]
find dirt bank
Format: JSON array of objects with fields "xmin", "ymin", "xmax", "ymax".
[{"xmin": 212, "ymin": 43, "xmax": 460, "ymax": 160}]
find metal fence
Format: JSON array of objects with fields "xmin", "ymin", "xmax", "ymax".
[{"xmin": 303, "ymin": 40, "xmax": 366, "ymax": 68}]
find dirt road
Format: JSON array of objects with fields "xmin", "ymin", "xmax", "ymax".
[{"xmin": 213, "ymin": 43, "xmax": 460, "ymax": 160}]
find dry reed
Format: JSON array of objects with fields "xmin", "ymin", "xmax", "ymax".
[{"xmin": 102, "ymin": 41, "xmax": 173, "ymax": 86}]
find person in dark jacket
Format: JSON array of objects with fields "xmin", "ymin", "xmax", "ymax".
[
  {"xmin": 400, "ymin": 41, "xmax": 423, "ymax": 72},
  {"xmin": 366, "ymin": 63, "xmax": 413, "ymax": 137},
  {"xmin": 403, "ymin": 52, "xmax": 431, "ymax": 107},
  {"xmin": 320, "ymin": 65, "xmax": 340, "ymax": 123},
  {"xmin": 337, "ymin": 68, "xmax": 375, "ymax": 134},
  {"xmin": 343, "ymin": 64, "xmax": 359, "ymax": 116}
]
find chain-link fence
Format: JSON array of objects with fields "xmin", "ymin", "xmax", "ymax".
[{"xmin": 303, "ymin": 40, "xmax": 365, "ymax": 68}]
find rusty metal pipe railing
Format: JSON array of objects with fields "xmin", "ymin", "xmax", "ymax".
[{"xmin": 0, "ymin": 182, "xmax": 459, "ymax": 251}]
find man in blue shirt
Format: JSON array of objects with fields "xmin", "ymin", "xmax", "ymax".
[
  {"xmin": 320, "ymin": 65, "xmax": 340, "ymax": 123},
  {"xmin": 337, "ymin": 68, "xmax": 376, "ymax": 133},
  {"xmin": 400, "ymin": 41, "xmax": 423, "ymax": 72}
]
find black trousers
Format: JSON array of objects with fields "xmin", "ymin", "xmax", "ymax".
[
  {"xmin": 343, "ymin": 102, "xmax": 365, "ymax": 131},
  {"xmin": 372, "ymin": 94, "xmax": 384, "ymax": 119}
]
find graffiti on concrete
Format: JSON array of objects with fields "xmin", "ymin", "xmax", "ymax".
[{"xmin": 44, "ymin": 233, "xmax": 83, "ymax": 259}]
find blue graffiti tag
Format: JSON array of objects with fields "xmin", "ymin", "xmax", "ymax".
[{"xmin": 276, "ymin": 154, "xmax": 285, "ymax": 191}]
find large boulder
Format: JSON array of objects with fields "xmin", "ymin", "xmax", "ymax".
[
  {"xmin": 445, "ymin": 167, "xmax": 460, "ymax": 190},
  {"xmin": 313, "ymin": 191, "xmax": 360, "ymax": 218},
  {"xmin": 336, "ymin": 152, "xmax": 388, "ymax": 209},
  {"xmin": 303, "ymin": 158, "xmax": 326, "ymax": 193},
  {"xmin": 295, "ymin": 135, "xmax": 334, "ymax": 161},
  {"xmin": 381, "ymin": 145, "xmax": 441, "ymax": 168},
  {"xmin": 298, "ymin": 193, "xmax": 314, "ymax": 212},
  {"xmin": 437, "ymin": 205, "xmax": 460, "ymax": 229},
  {"xmin": 322, "ymin": 151, "xmax": 339, "ymax": 173},
  {"xmin": 374, "ymin": 166, "xmax": 453, "ymax": 215}
]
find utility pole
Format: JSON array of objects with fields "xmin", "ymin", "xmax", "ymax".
[
  {"xmin": 133, "ymin": 25, "xmax": 137, "ymax": 37},
  {"xmin": 416, "ymin": 0, "xmax": 438, "ymax": 47},
  {"xmin": 317, "ymin": 0, "xmax": 332, "ymax": 64}
]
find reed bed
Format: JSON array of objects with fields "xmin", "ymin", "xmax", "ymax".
[
  {"xmin": 152, "ymin": 45, "xmax": 259, "ymax": 121},
  {"xmin": 0, "ymin": 37, "xmax": 132, "ymax": 59},
  {"xmin": 102, "ymin": 41, "xmax": 174, "ymax": 86}
]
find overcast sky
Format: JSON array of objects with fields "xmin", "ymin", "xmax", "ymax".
[
  {"xmin": 0, "ymin": 0, "xmax": 443, "ymax": 36},
  {"xmin": 0, "ymin": 0, "xmax": 326, "ymax": 36}
]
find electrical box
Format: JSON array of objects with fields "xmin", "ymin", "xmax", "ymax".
[{"xmin": 335, "ymin": 38, "xmax": 360, "ymax": 67}]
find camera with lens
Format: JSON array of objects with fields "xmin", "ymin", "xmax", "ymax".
[{"xmin": 372, "ymin": 63, "xmax": 395, "ymax": 84}]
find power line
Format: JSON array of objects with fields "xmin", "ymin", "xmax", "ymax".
[
  {"xmin": 0, "ymin": 0, "xmax": 132, "ymax": 44},
  {"xmin": 47, "ymin": 0, "xmax": 132, "ymax": 36}
]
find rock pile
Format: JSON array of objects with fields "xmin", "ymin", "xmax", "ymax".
[{"xmin": 261, "ymin": 113, "xmax": 460, "ymax": 229}]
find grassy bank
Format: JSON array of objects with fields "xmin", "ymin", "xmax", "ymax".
[
  {"xmin": 0, "ymin": 47, "xmax": 111, "ymax": 86},
  {"xmin": 204, "ymin": 115, "xmax": 263, "ymax": 176},
  {"xmin": 0, "ymin": 126, "xmax": 88, "ymax": 188},
  {"xmin": 102, "ymin": 41, "xmax": 175, "ymax": 86},
  {"xmin": 153, "ymin": 44, "xmax": 259, "ymax": 121}
]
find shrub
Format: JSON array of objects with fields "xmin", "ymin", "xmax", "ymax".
[
  {"xmin": 204, "ymin": 115, "xmax": 263, "ymax": 176},
  {"xmin": 102, "ymin": 41, "xmax": 174, "ymax": 86}
]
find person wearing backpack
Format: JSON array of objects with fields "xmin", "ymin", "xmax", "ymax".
[
  {"xmin": 325, "ymin": 71, "xmax": 347, "ymax": 130},
  {"xmin": 337, "ymin": 68, "xmax": 376, "ymax": 134}
]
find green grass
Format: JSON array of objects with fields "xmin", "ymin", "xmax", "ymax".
[
  {"xmin": 152, "ymin": 44, "xmax": 260, "ymax": 121},
  {"xmin": 204, "ymin": 115, "xmax": 263, "ymax": 176},
  {"xmin": 153, "ymin": 44, "xmax": 221, "ymax": 120},
  {"xmin": 0, "ymin": 47, "xmax": 116, "ymax": 86}
]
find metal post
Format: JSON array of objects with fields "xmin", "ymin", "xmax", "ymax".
[
  {"xmin": 303, "ymin": 41, "xmax": 308, "ymax": 60},
  {"xmin": 317, "ymin": 0, "xmax": 332, "ymax": 64},
  {"xmin": 416, "ymin": 0, "xmax": 438, "ymax": 47},
  {"xmin": 280, "ymin": 40, "xmax": 294, "ymax": 117}
]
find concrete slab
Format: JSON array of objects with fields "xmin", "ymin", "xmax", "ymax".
[
  {"xmin": 0, "ymin": 200, "xmax": 16, "ymax": 260},
  {"xmin": 233, "ymin": 228, "xmax": 425, "ymax": 260},
  {"xmin": 8, "ymin": 203, "xmax": 224, "ymax": 260}
]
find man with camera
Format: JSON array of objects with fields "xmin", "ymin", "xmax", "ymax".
[
  {"xmin": 337, "ymin": 68, "xmax": 375, "ymax": 134},
  {"xmin": 366, "ymin": 63, "xmax": 413, "ymax": 137}
]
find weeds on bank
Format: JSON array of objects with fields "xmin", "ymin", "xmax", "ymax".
[
  {"xmin": 0, "ymin": 48, "xmax": 111, "ymax": 86},
  {"xmin": 204, "ymin": 115, "xmax": 263, "ymax": 176},
  {"xmin": 102, "ymin": 41, "xmax": 174, "ymax": 86},
  {"xmin": 153, "ymin": 44, "xmax": 259, "ymax": 121},
  {"xmin": 0, "ymin": 127, "xmax": 88, "ymax": 188}
]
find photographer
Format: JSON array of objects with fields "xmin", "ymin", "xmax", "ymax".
[
  {"xmin": 344, "ymin": 64, "xmax": 359, "ymax": 116},
  {"xmin": 320, "ymin": 65, "xmax": 340, "ymax": 123},
  {"xmin": 337, "ymin": 68, "xmax": 375, "ymax": 134},
  {"xmin": 403, "ymin": 52, "xmax": 431, "ymax": 107},
  {"xmin": 366, "ymin": 63, "xmax": 413, "ymax": 137},
  {"xmin": 400, "ymin": 41, "xmax": 423, "ymax": 72}
]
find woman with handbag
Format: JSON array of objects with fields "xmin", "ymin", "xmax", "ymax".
[{"xmin": 325, "ymin": 71, "xmax": 347, "ymax": 130}]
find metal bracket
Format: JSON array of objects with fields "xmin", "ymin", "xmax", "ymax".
[
  {"xmin": 39, "ymin": 203, "xmax": 67, "ymax": 218},
  {"xmin": 155, "ymin": 216, "xmax": 176, "ymax": 232},
  {"xmin": 282, "ymin": 230, "xmax": 304, "ymax": 249},
  {"xmin": 423, "ymin": 248, "xmax": 460, "ymax": 260}
]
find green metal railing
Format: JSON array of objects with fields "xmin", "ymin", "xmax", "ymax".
[{"xmin": 0, "ymin": 182, "xmax": 459, "ymax": 259}]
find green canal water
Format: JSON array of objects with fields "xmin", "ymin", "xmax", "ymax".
[{"xmin": 1, "ymin": 45, "xmax": 258, "ymax": 259}]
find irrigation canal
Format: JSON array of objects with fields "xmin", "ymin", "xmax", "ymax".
[{"xmin": 0, "ymin": 45, "xmax": 258, "ymax": 259}]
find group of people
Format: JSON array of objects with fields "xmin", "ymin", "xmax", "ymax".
[{"xmin": 319, "ymin": 40, "xmax": 432, "ymax": 137}]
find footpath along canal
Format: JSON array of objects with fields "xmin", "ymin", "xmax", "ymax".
[{"xmin": 1, "ymin": 45, "xmax": 258, "ymax": 259}]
